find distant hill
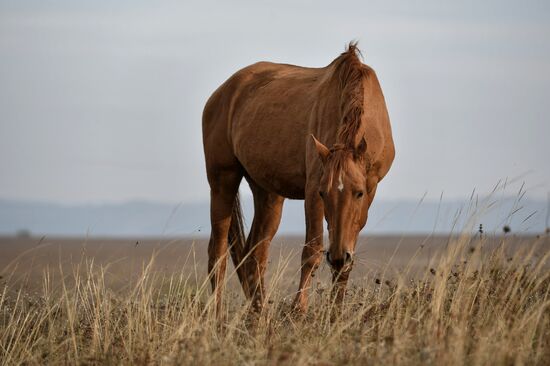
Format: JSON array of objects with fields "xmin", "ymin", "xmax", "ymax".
[{"xmin": 0, "ymin": 196, "xmax": 548, "ymax": 237}]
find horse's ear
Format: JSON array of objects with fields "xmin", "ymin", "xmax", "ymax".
[
  {"xmin": 310, "ymin": 134, "xmax": 330, "ymax": 164},
  {"xmin": 354, "ymin": 136, "xmax": 368, "ymax": 159}
]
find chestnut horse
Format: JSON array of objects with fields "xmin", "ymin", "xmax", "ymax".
[{"xmin": 202, "ymin": 43, "xmax": 394, "ymax": 314}]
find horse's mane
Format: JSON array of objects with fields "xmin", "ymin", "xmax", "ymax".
[
  {"xmin": 331, "ymin": 42, "xmax": 370, "ymax": 149},
  {"xmin": 322, "ymin": 43, "xmax": 370, "ymax": 189}
]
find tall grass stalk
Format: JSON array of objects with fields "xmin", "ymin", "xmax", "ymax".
[{"xmin": 0, "ymin": 233, "xmax": 548, "ymax": 365}]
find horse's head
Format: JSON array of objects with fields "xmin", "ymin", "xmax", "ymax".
[{"xmin": 311, "ymin": 135, "xmax": 370, "ymax": 274}]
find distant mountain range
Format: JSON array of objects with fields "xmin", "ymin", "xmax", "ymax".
[{"xmin": 0, "ymin": 196, "xmax": 548, "ymax": 237}]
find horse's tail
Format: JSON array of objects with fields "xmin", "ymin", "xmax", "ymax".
[{"xmin": 229, "ymin": 193, "xmax": 249, "ymax": 295}]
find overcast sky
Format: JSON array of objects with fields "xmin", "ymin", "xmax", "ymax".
[{"xmin": 1, "ymin": 0, "xmax": 549, "ymax": 205}]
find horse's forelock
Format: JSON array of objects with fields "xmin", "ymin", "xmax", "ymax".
[{"xmin": 325, "ymin": 149, "xmax": 352, "ymax": 192}]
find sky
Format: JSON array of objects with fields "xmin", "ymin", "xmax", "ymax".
[{"xmin": 1, "ymin": 0, "xmax": 549, "ymax": 205}]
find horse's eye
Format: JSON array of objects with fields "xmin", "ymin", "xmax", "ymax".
[
  {"xmin": 319, "ymin": 191, "xmax": 325, "ymax": 198},
  {"xmin": 355, "ymin": 191, "xmax": 364, "ymax": 199}
]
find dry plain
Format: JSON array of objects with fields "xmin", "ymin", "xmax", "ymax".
[{"xmin": 2, "ymin": 234, "xmax": 546, "ymax": 293}]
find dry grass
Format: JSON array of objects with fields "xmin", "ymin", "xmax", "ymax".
[{"xmin": 0, "ymin": 232, "xmax": 548, "ymax": 366}]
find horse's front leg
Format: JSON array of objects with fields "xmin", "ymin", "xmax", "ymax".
[
  {"xmin": 243, "ymin": 185, "xmax": 284, "ymax": 312},
  {"xmin": 293, "ymin": 190, "xmax": 324, "ymax": 313},
  {"xmin": 330, "ymin": 267, "xmax": 352, "ymax": 306}
]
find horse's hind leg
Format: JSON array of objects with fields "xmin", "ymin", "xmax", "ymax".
[
  {"xmin": 207, "ymin": 168, "xmax": 242, "ymax": 316},
  {"xmin": 244, "ymin": 182, "xmax": 284, "ymax": 312}
]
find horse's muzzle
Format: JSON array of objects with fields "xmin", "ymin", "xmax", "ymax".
[{"xmin": 326, "ymin": 250, "xmax": 354, "ymax": 272}]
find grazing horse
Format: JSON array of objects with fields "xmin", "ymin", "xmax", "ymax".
[{"xmin": 202, "ymin": 43, "xmax": 395, "ymax": 314}]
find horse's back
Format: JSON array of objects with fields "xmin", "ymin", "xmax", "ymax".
[{"xmin": 202, "ymin": 61, "xmax": 318, "ymax": 142}]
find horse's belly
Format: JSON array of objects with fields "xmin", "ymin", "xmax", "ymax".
[
  {"xmin": 235, "ymin": 140, "xmax": 306, "ymax": 199},
  {"xmin": 245, "ymin": 165, "xmax": 305, "ymax": 199}
]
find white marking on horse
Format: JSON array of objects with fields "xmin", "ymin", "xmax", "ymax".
[{"xmin": 337, "ymin": 171, "xmax": 344, "ymax": 192}]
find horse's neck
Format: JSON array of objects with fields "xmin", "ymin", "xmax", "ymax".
[{"xmin": 313, "ymin": 88, "xmax": 343, "ymax": 146}]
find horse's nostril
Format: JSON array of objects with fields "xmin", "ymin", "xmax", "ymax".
[
  {"xmin": 326, "ymin": 251, "xmax": 353, "ymax": 268},
  {"xmin": 345, "ymin": 251, "xmax": 353, "ymax": 264}
]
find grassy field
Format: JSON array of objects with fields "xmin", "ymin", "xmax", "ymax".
[{"xmin": 0, "ymin": 233, "xmax": 549, "ymax": 365}]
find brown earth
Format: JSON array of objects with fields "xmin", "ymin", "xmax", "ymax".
[{"xmin": 1, "ymin": 234, "xmax": 546, "ymax": 297}]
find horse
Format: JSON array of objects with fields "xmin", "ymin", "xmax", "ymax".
[{"xmin": 202, "ymin": 42, "xmax": 395, "ymax": 314}]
